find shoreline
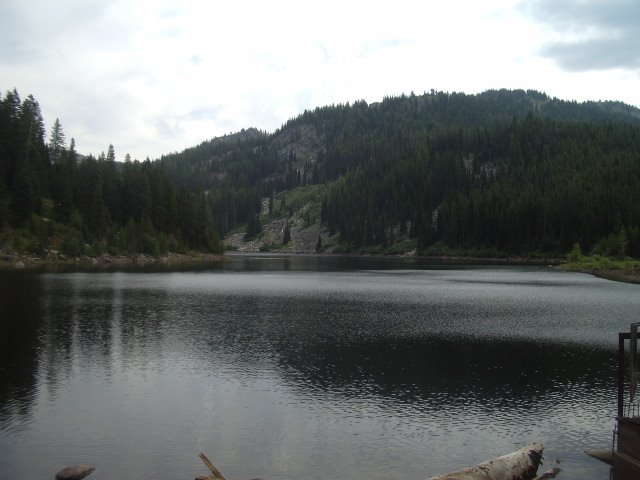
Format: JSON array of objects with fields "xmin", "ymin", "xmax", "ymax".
[
  {"xmin": 0, "ymin": 250, "xmax": 563, "ymax": 270},
  {"xmin": 587, "ymin": 268, "xmax": 640, "ymax": 285},
  {"xmin": 0, "ymin": 252, "xmax": 224, "ymax": 271},
  {"xmin": 561, "ymin": 257, "xmax": 640, "ymax": 285},
  {"xmin": 227, "ymin": 250, "xmax": 566, "ymax": 265},
  {"xmin": 3, "ymin": 250, "xmax": 638, "ymax": 285}
]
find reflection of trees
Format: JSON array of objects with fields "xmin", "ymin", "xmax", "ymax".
[
  {"xmin": 156, "ymin": 289, "xmax": 616, "ymax": 410},
  {"xmin": 38, "ymin": 274, "xmax": 174, "ymax": 379},
  {"xmin": 38, "ymin": 274, "xmax": 118, "ymax": 397},
  {"xmin": 0, "ymin": 272, "xmax": 174, "ymax": 429},
  {"xmin": 117, "ymin": 288, "xmax": 172, "ymax": 370},
  {"xmin": 0, "ymin": 273, "xmax": 42, "ymax": 424},
  {"xmin": 172, "ymin": 289, "xmax": 617, "ymax": 409},
  {"xmin": 270, "ymin": 301, "xmax": 617, "ymax": 407}
]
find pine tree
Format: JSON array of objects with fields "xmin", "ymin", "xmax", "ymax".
[
  {"xmin": 88, "ymin": 181, "xmax": 110, "ymax": 240},
  {"xmin": 1, "ymin": 90, "xmax": 22, "ymax": 186},
  {"xmin": 244, "ymin": 209, "xmax": 261, "ymax": 240},
  {"xmin": 107, "ymin": 144, "xmax": 115, "ymax": 163},
  {"xmin": 268, "ymin": 190, "xmax": 274, "ymax": 216},
  {"xmin": 68, "ymin": 138, "xmax": 77, "ymax": 165},
  {"xmin": 19, "ymin": 95, "xmax": 48, "ymax": 198},
  {"xmin": 10, "ymin": 155, "xmax": 35, "ymax": 225},
  {"xmin": 320, "ymin": 196, "xmax": 328, "ymax": 223},
  {"xmin": 283, "ymin": 223, "xmax": 291, "ymax": 244},
  {"xmin": 49, "ymin": 118, "xmax": 66, "ymax": 164}
]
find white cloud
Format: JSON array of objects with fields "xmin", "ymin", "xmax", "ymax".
[
  {"xmin": 1, "ymin": 0, "xmax": 638, "ymax": 161},
  {"xmin": 522, "ymin": 0, "xmax": 640, "ymax": 71}
]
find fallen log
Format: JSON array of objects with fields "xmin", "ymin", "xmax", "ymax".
[
  {"xmin": 427, "ymin": 442, "xmax": 544, "ymax": 480},
  {"xmin": 198, "ymin": 452, "xmax": 226, "ymax": 480}
]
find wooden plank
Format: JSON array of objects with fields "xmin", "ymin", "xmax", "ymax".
[
  {"xmin": 613, "ymin": 450, "xmax": 640, "ymax": 480},
  {"xmin": 618, "ymin": 418, "xmax": 640, "ymax": 461},
  {"xmin": 585, "ymin": 449, "xmax": 614, "ymax": 465}
]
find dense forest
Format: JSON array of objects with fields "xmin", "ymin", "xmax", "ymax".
[
  {"xmin": 1, "ymin": 87, "xmax": 640, "ymax": 259},
  {"xmin": 160, "ymin": 89, "xmax": 640, "ymax": 258},
  {"xmin": 0, "ymin": 89, "xmax": 222, "ymax": 257},
  {"xmin": 325, "ymin": 114, "xmax": 640, "ymax": 255}
]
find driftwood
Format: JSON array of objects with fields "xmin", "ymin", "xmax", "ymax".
[
  {"xmin": 197, "ymin": 452, "xmax": 226, "ymax": 480},
  {"xmin": 427, "ymin": 442, "xmax": 544, "ymax": 480}
]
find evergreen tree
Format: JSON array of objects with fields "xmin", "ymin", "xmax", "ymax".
[
  {"xmin": 18, "ymin": 95, "xmax": 48, "ymax": 200},
  {"xmin": 283, "ymin": 223, "xmax": 291, "ymax": 244},
  {"xmin": 49, "ymin": 118, "xmax": 66, "ymax": 164},
  {"xmin": 10, "ymin": 155, "xmax": 35, "ymax": 225},
  {"xmin": 106, "ymin": 143, "xmax": 115, "ymax": 163},
  {"xmin": 68, "ymin": 138, "xmax": 77, "ymax": 165},
  {"xmin": 244, "ymin": 209, "xmax": 261, "ymax": 240}
]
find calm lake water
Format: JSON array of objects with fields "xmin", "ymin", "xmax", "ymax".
[{"xmin": 1, "ymin": 254, "xmax": 639, "ymax": 480}]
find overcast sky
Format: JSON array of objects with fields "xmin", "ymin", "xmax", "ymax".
[{"xmin": 1, "ymin": 0, "xmax": 638, "ymax": 161}]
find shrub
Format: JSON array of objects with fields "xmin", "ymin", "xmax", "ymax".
[
  {"xmin": 60, "ymin": 230, "xmax": 86, "ymax": 257},
  {"xmin": 139, "ymin": 233, "xmax": 159, "ymax": 255},
  {"xmin": 567, "ymin": 242, "xmax": 583, "ymax": 262}
]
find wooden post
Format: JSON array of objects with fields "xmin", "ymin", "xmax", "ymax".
[{"xmin": 619, "ymin": 332, "xmax": 630, "ymax": 419}]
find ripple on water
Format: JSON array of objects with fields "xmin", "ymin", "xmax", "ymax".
[{"xmin": 1, "ymin": 266, "xmax": 635, "ymax": 479}]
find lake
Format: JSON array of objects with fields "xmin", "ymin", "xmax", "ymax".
[{"xmin": 1, "ymin": 254, "xmax": 638, "ymax": 479}]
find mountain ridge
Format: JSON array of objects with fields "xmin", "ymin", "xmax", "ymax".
[
  {"xmin": 162, "ymin": 88, "xmax": 640, "ymax": 178},
  {"xmin": 154, "ymin": 88, "xmax": 640, "ymax": 257}
]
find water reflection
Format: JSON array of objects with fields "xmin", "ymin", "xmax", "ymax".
[
  {"xmin": 0, "ymin": 273, "xmax": 42, "ymax": 425},
  {"xmin": 0, "ymin": 263, "xmax": 632, "ymax": 480},
  {"xmin": 276, "ymin": 335, "xmax": 614, "ymax": 405}
]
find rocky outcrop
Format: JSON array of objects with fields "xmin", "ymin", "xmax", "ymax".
[
  {"xmin": 225, "ymin": 202, "xmax": 331, "ymax": 254},
  {"xmin": 273, "ymin": 123, "xmax": 325, "ymax": 165}
]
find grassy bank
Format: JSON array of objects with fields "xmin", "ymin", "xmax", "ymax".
[{"xmin": 562, "ymin": 255, "xmax": 640, "ymax": 284}]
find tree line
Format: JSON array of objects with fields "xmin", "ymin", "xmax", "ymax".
[{"xmin": 0, "ymin": 89, "xmax": 222, "ymax": 256}]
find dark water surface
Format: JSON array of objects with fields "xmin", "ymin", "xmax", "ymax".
[{"xmin": 1, "ymin": 255, "xmax": 639, "ymax": 479}]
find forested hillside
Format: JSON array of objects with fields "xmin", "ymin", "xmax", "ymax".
[
  {"xmin": 325, "ymin": 115, "xmax": 640, "ymax": 255},
  {"xmin": 0, "ymin": 89, "xmax": 222, "ymax": 258},
  {"xmin": 160, "ymin": 89, "xmax": 640, "ymax": 257},
  {"xmin": 2, "ymin": 87, "xmax": 640, "ymax": 260}
]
